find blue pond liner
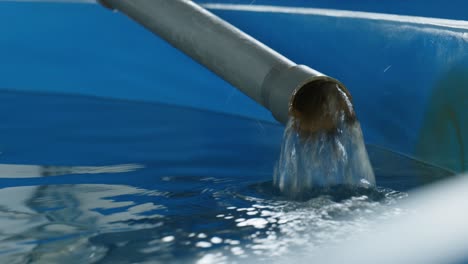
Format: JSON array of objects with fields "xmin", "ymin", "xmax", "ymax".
[{"xmin": 0, "ymin": 0, "xmax": 466, "ymax": 171}]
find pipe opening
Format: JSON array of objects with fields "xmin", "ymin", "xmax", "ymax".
[{"xmin": 290, "ymin": 79, "xmax": 357, "ymax": 134}]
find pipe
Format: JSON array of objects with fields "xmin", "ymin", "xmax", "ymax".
[{"xmin": 98, "ymin": 0, "xmax": 355, "ymax": 132}]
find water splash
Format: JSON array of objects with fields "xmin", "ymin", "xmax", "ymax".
[{"xmin": 273, "ymin": 114, "xmax": 375, "ymax": 199}]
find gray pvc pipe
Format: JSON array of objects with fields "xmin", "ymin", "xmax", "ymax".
[{"xmin": 98, "ymin": 0, "xmax": 347, "ymax": 124}]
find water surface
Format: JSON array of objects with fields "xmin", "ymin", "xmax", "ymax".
[{"xmin": 0, "ymin": 90, "xmax": 453, "ymax": 263}]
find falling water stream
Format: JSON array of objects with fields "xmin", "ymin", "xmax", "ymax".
[
  {"xmin": 274, "ymin": 118, "xmax": 376, "ymax": 199},
  {"xmin": 274, "ymin": 85, "xmax": 376, "ymax": 199}
]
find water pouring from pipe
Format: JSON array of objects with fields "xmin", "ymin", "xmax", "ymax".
[
  {"xmin": 276, "ymin": 81, "xmax": 375, "ymax": 199},
  {"xmin": 98, "ymin": 0, "xmax": 375, "ymax": 198}
]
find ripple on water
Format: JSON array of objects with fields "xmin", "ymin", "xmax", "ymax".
[{"xmin": 192, "ymin": 185, "xmax": 407, "ymax": 263}]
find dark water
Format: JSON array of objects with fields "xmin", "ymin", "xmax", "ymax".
[{"xmin": 0, "ymin": 90, "xmax": 453, "ymax": 263}]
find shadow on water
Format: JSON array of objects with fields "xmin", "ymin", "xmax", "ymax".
[{"xmin": 251, "ymin": 181, "xmax": 388, "ymax": 202}]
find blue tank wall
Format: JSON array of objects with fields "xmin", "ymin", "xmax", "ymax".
[
  {"xmin": 198, "ymin": 0, "xmax": 468, "ymax": 21},
  {"xmin": 202, "ymin": 3, "xmax": 468, "ymax": 172},
  {"xmin": 0, "ymin": 1, "xmax": 466, "ymax": 172},
  {"xmin": 0, "ymin": 2, "xmax": 273, "ymax": 122}
]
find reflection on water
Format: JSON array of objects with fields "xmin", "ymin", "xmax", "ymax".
[
  {"xmin": 0, "ymin": 163, "xmax": 144, "ymax": 178},
  {"xmin": 0, "ymin": 184, "xmax": 165, "ymax": 263},
  {"xmin": 0, "ymin": 90, "xmax": 455, "ymax": 263}
]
